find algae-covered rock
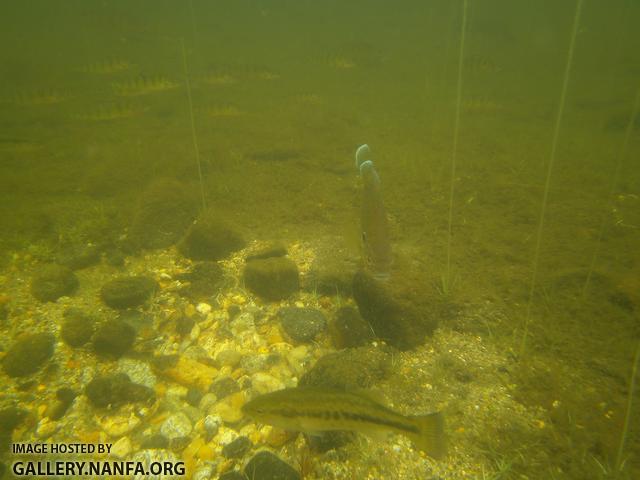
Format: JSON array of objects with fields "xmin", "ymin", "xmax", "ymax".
[
  {"xmin": 58, "ymin": 244, "xmax": 101, "ymax": 270},
  {"xmin": 93, "ymin": 319, "xmax": 135, "ymax": 358},
  {"xmin": 0, "ymin": 407, "xmax": 28, "ymax": 433},
  {"xmin": 175, "ymin": 315, "xmax": 195, "ymax": 336},
  {"xmin": 222, "ymin": 436, "xmax": 252, "ymax": 459},
  {"xmin": 278, "ymin": 306, "xmax": 326, "ymax": 343},
  {"xmin": 210, "ymin": 377, "xmax": 240, "ymax": 401},
  {"xmin": 47, "ymin": 388, "xmax": 77, "ymax": 420},
  {"xmin": 352, "ymin": 270, "xmax": 437, "ymax": 350},
  {"xmin": 244, "ymin": 451, "xmax": 300, "ymax": 480},
  {"xmin": 243, "ymin": 257, "xmax": 299, "ymax": 300},
  {"xmin": 60, "ymin": 308, "xmax": 95, "ymax": 347},
  {"xmin": 129, "ymin": 178, "xmax": 198, "ymax": 250},
  {"xmin": 175, "ymin": 262, "xmax": 224, "ymax": 301},
  {"xmin": 329, "ymin": 305, "xmax": 374, "ymax": 348},
  {"xmin": 2, "ymin": 332, "xmax": 55, "ymax": 378},
  {"xmin": 30, "ymin": 264, "xmax": 79, "ymax": 302},
  {"xmin": 100, "ymin": 275, "xmax": 157, "ymax": 309},
  {"xmin": 299, "ymin": 345, "xmax": 392, "ymax": 390},
  {"xmin": 0, "ymin": 407, "xmax": 28, "ymax": 456},
  {"xmin": 85, "ymin": 373, "xmax": 155, "ymax": 408},
  {"xmin": 245, "ymin": 243, "xmax": 287, "ymax": 262},
  {"xmin": 178, "ymin": 209, "xmax": 245, "ymax": 261},
  {"xmin": 304, "ymin": 237, "xmax": 358, "ymax": 297}
]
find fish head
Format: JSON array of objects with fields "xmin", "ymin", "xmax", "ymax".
[{"xmin": 242, "ymin": 394, "xmax": 281, "ymax": 422}]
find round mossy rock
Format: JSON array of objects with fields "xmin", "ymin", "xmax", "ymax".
[
  {"xmin": 92, "ymin": 319, "xmax": 135, "ymax": 357},
  {"xmin": 243, "ymin": 257, "xmax": 299, "ymax": 300},
  {"xmin": 178, "ymin": 210, "xmax": 246, "ymax": 261},
  {"xmin": 100, "ymin": 276, "xmax": 157, "ymax": 309},
  {"xmin": 329, "ymin": 305, "xmax": 374, "ymax": 348},
  {"xmin": 244, "ymin": 451, "xmax": 300, "ymax": 480},
  {"xmin": 60, "ymin": 308, "xmax": 95, "ymax": 347},
  {"xmin": 278, "ymin": 306, "xmax": 327, "ymax": 343},
  {"xmin": 85, "ymin": 373, "xmax": 155, "ymax": 408},
  {"xmin": 30, "ymin": 264, "xmax": 79, "ymax": 302},
  {"xmin": 2, "ymin": 333, "xmax": 55, "ymax": 378}
]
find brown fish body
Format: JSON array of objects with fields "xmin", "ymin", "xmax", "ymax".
[
  {"xmin": 360, "ymin": 162, "xmax": 392, "ymax": 279},
  {"xmin": 356, "ymin": 145, "xmax": 392, "ymax": 279},
  {"xmin": 242, "ymin": 387, "xmax": 446, "ymax": 459}
]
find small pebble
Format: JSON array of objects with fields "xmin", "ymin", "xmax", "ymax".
[
  {"xmin": 160, "ymin": 412, "xmax": 193, "ymax": 440},
  {"xmin": 251, "ymin": 372, "xmax": 284, "ymax": 395},
  {"xmin": 196, "ymin": 303, "xmax": 212, "ymax": 315},
  {"xmin": 111, "ymin": 436, "xmax": 132, "ymax": 458}
]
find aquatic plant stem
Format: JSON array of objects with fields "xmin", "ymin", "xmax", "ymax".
[
  {"xmin": 582, "ymin": 85, "xmax": 640, "ymax": 299},
  {"xmin": 445, "ymin": 0, "xmax": 468, "ymax": 288},
  {"xmin": 616, "ymin": 340, "xmax": 640, "ymax": 475},
  {"xmin": 519, "ymin": 0, "xmax": 583, "ymax": 356},
  {"xmin": 180, "ymin": 37, "xmax": 207, "ymax": 211}
]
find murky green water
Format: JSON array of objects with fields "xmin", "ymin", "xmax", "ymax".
[{"xmin": 1, "ymin": 1, "xmax": 638, "ymax": 479}]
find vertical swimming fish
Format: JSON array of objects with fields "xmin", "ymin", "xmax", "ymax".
[{"xmin": 356, "ymin": 144, "xmax": 392, "ymax": 280}]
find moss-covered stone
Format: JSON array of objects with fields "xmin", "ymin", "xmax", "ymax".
[
  {"xmin": 243, "ymin": 451, "xmax": 300, "ymax": 480},
  {"xmin": 278, "ymin": 307, "xmax": 326, "ymax": 343},
  {"xmin": 60, "ymin": 308, "xmax": 95, "ymax": 347},
  {"xmin": 222, "ymin": 436, "xmax": 252, "ymax": 459},
  {"xmin": 175, "ymin": 315, "xmax": 195, "ymax": 336},
  {"xmin": 243, "ymin": 257, "xmax": 299, "ymax": 301},
  {"xmin": 178, "ymin": 209, "xmax": 245, "ymax": 261},
  {"xmin": 2, "ymin": 333, "xmax": 55, "ymax": 377},
  {"xmin": 85, "ymin": 373, "xmax": 155, "ymax": 408},
  {"xmin": 100, "ymin": 275, "xmax": 157, "ymax": 309},
  {"xmin": 92, "ymin": 319, "xmax": 135, "ymax": 358},
  {"xmin": 329, "ymin": 305, "xmax": 374, "ymax": 348},
  {"xmin": 352, "ymin": 270, "xmax": 437, "ymax": 350},
  {"xmin": 30, "ymin": 264, "xmax": 78, "ymax": 302},
  {"xmin": 129, "ymin": 178, "xmax": 198, "ymax": 250},
  {"xmin": 0, "ymin": 407, "xmax": 28, "ymax": 455},
  {"xmin": 209, "ymin": 377, "xmax": 240, "ymax": 401},
  {"xmin": 0, "ymin": 407, "xmax": 28, "ymax": 433},
  {"xmin": 299, "ymin": 345, "xmax": 392, "ymax": 390},
  {"xmin": 245, "ymin": 243, "xmax": 287, "ymax": 262},
  {"xmin": 175, "ymin": 262, "xmax": 224, "ymax": 301},
  {"xmin": 58, "ymin": 244, "xmax": 101, "ymax": 270},
  {"xmin": 48, "ymin": 388, "xmax": 77, "ymax": 420},
  {"xmin": 304, "ymin": 238, "xmax": 357, "ymax": 297}
]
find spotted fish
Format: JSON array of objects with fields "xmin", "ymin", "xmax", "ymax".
[{"xmin": 242, "ymin": 387, "xmax": 446, "ymax": 459}]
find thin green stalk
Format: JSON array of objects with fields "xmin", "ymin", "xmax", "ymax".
[
  {"xmin": 615, "ymin": 340, "xmax": 640, "ymax": 475},
  {"xmin": 445, "ymin": 0, "xmax": 468, "ymax": 288},
  {"xmin": 180, "ymin": 37, "xmax": 207, "ymax": 211},
  {"xmin": 519, "ymin": 0, "xmax": 583, "ymax": 356}
]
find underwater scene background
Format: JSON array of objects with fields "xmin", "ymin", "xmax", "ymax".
[{"xmin": 0, "ymin": 0, "xmax": 639, "ymax": 479}]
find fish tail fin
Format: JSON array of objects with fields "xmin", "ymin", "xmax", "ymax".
[{"xmin": 409, "ymin": 412, "xmax": 447, "ymax": 460}]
